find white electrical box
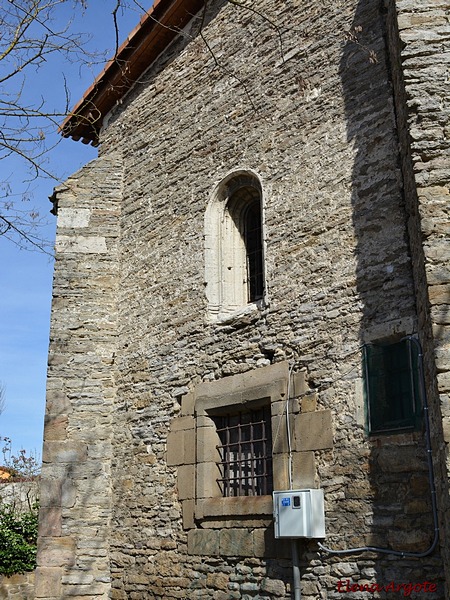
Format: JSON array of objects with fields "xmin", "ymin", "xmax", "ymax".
[{"xmin": 273, "ymin": 489, "xmax": 325, "ymax": 539}]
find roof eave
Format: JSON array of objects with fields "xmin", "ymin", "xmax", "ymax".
[{"xmin": 61, "ymin": 0, "xmax": 204, "ymax": 144}]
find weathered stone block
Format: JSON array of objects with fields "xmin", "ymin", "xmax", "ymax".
[
  {"xmin": 196, "ymin": 425, "xmax": 220, "ymax": 463},
  {"xmin": 34, "ymin": 567, "xmax": 63, "ymax": 598},
  {"xmin": 177, "ymin": 464, "xmax": 195, "ymax": 500},
  {"xmin": 200, "ymin": 496, "xmax": 272, "ymax": 517},
  {"xmin": 44, "ymin": 414, "xmax": 68, "ymax": 441},
  {"xmin": 167, "ymin": 426, "xmax": 195, "ymax": 466},
  {"xmin": 290, "ymin": 370, "xmax": 307, "ymax": 398},
  {"xmin": 58, "ymin": 207, "xmax": 91, "ymax": 228},
  {"xmin": 170, "ymin": 415, "xmax": 194, "ymax": 432},
  {"xmin": 39, "ymin": 478, "xmax": 62, "ymax": 507},
  {"xmin": 182, "ymin": 499, "xmax": 195, "ymax": 530},
  {"xmin": 294, "ymin": 410, "xmax": 333, "ymax": 451},
  {"xmin": 272, "ymin": 453, "xmax": 289, "ymax": 490},
  {"xmin": 187, "ymin": 529, "xmax": 219, "ymax": 556},
  {"xmin": 46, "ymin": 388, "xmax": 72, "ymax": 416},
  {"xmin": 196, "ymin": 461, "xmax": 221, "ymax": 499},
  {"xmin": 38, "ymin": 507, "xmax": 62, "ymax": 537},
  {"xmin": 181, "ymin": 391, "xmax": 195, "ymax": 416},
  {"xmin": 272, "ymin": 414, "xmax": 289, "ymax": 455},
  {"xmin": 292, "ymin": 451, "xmax": 317, "ymax": 488},
  {"xmin": 219, "ymin": 528, "xmax": 253, "ymax": 557},
  {"xmin": 302, "ymin": 392, "xmax": 318, "ymax": 413},
  {"xmin": 37, "ymin": 536, "xmax": 76, "ymax": 567},
  {"xmin": 42, "ymin": 441, "xmax": 88, "ymax": 464},
  {"xmin": 56, "ymin": 235, "xmax": 108, "ymax": 254}
]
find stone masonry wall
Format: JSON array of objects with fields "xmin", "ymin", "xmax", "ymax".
[
  {"xmin": 0, "ymin": 573, "xmax": 35, "ymax": 600},
  {"xmin": 38, "ymin": 0, "xmax": 449, "ymax": 597},
  {"xmin": 89, "ymin": 0, "xmax": 446, "ymax": 598},
  {"xmin": 36, "ymin": 156, "xmax": 123, "ymax": 599},
  {"xmin": 385, "ymin": 0, "xmax": 450, "ymax": 593}
]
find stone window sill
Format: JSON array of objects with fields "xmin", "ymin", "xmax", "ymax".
[
  {"xmin": 195, "ymin": 496, "xmax": 273, "ymax": 520},
  {"xmin": 213, "ymin": 299, "xmax": 266, "ymax": 327}
]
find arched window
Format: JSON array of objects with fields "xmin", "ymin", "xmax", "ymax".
[{"xmin": 205, "ymin": 172, "xmax": 265, "ymax": 319}]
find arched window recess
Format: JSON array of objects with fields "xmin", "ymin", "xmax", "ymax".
[{"xmin": 205, "ymin": 171, "xmax": 266, "ymax": 321}]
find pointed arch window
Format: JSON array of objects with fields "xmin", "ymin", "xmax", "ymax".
[{"xmin": 205, "ymin": 172, "xmax": 265, "ymax": 320}]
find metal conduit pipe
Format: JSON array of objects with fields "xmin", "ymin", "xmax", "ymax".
[
  {"xmin": 291, "ymin": 540, "xmax": 301, "ymax": 600},
  {"xmin": 287, "ymin": 364, "xmax": 302, "ymax": 600},
  {"xmin": 319, "ymin": 337, "xmax": 439, "ymax": 558}
]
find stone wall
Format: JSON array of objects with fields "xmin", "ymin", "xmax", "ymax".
[
  {"xmin": 385, "ymin": 0, "xmax": 450, "ymax": 591},
  {"xmin": 35, "ymin": 156, "xmax": 123, "ymax": 599},
  {"xmin": 37, "ymin": 0, "xmax": 449, "ymax": 598},
  {"xmin": 0, "ymin": 573, "xmax": 35, "ymax": 600},
  {"xmin": 0, "ymin": 480, "xmax": 39, "ymax": 513}
]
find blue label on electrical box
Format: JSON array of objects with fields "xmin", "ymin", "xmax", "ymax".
[{"xmin": 281, "ymin": 497, "xmax": 290, "ymax": 507}]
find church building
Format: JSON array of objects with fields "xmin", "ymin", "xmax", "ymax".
[{"xmin": 36, "ymin": 0, "xmax": 450, "ymax": 598}]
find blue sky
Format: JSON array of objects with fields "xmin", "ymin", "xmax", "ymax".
[{"xmin": 0, "ymin": 2, "xmax": 145, "ymax": 459}]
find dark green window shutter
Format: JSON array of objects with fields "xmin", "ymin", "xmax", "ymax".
[{"xmin": 363, "ymin": 339, "xmax": 421, "ymax": 434}]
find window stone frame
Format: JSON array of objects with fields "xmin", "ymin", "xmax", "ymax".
[
  {"xmin": 204, "ymin": 170, "xmax": 266, "ymax": 322},
  {"xmin": 166, "ymin": 362, "xmax": 334, "ymax": 557}
]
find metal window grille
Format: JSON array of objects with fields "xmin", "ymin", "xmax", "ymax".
[{"xmin": 214, "ymin": 407, "xmax": 273, "ymax": 497}]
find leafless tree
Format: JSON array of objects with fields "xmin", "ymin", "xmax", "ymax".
[
  {"xmin": 0, "ymin": 0, "xmax": 292, "ymax": 253},
  {"xmin": 0, "ymin": 0, "xmax": 112, "ymax": 253}
]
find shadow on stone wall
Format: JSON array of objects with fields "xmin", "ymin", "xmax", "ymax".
[{"xmin": 340, "ymin": 0, "xmax": 444, "ymax": 593}]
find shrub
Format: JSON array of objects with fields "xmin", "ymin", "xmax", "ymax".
[
  {"xmin": 0, "ymin": 502, "xmax": 39, "ymax": 575},
  {"xmin": 0, "ymin": 437, "xmax": 40, "ymax": 575}
]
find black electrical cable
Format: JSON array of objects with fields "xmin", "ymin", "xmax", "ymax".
[{"xmin": 319, "ymin": 337, "xmax": 439, "ymax": 558}]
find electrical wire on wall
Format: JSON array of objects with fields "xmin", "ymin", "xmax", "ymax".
[{"xmin": 286, "ymin": 362, "xmax": 295, "ymax": 491}]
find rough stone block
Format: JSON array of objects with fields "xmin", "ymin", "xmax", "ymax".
[
  {"xmin": 187, "ymin": 529, "xmax": 219, "ymax": 556},
  {"xmin": 294, "ymin": 410, "xmax": 333, "ymax": 451}
]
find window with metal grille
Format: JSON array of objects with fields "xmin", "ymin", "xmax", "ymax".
[
  {"xmin": 214, "ymin": 407, "xmax": 273, "ymax": 497},
  {"xmin": 363, "ymin": 338, "xmax": 422, "ymax": 434}
]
